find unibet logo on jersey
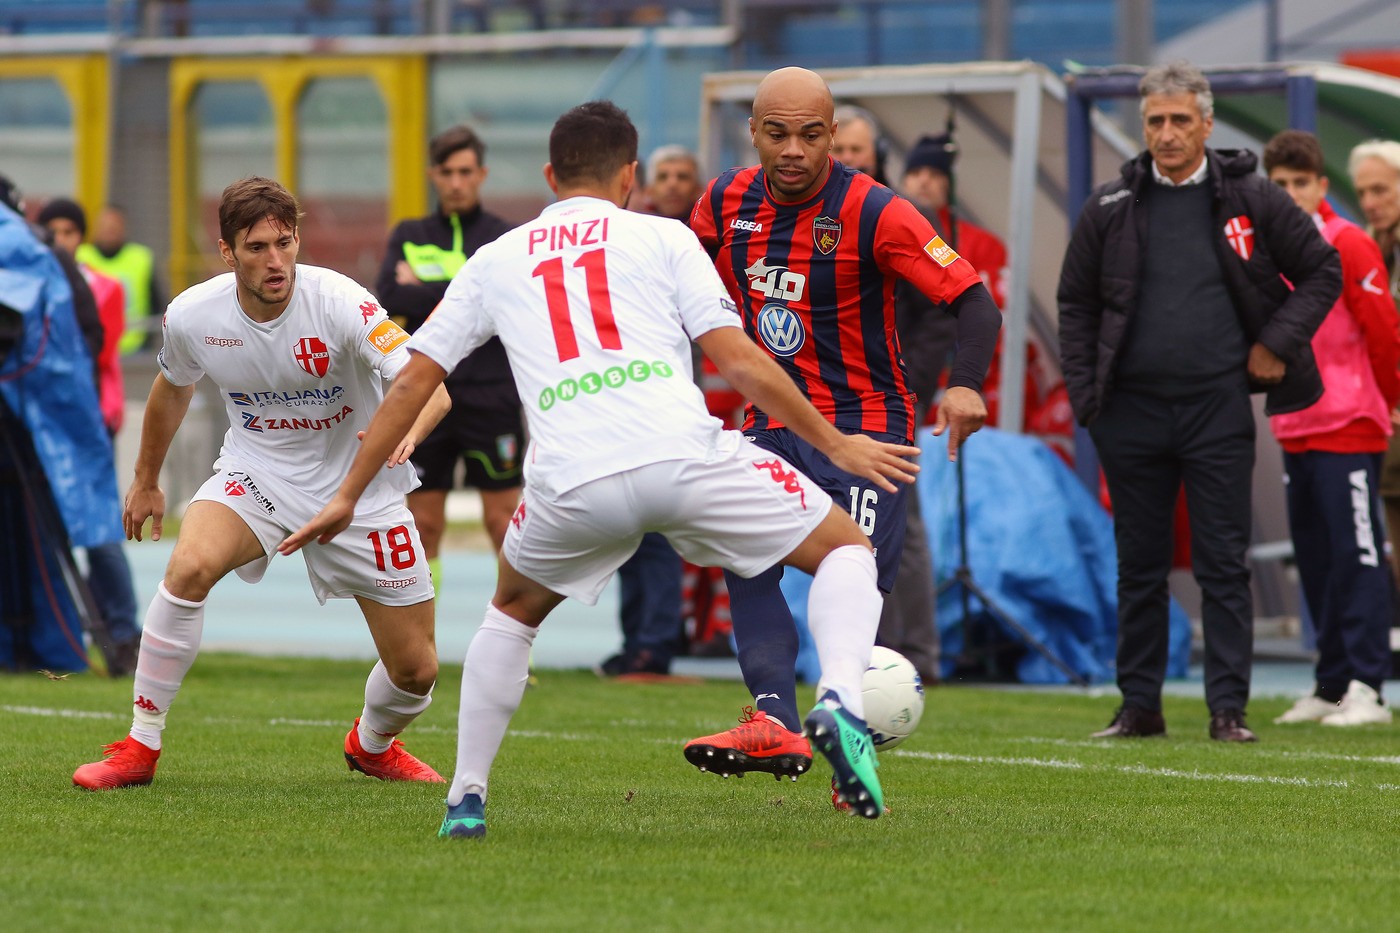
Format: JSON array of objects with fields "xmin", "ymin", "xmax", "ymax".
[{"xmin": 537, "ymin": 358, "xmax": 673, "ymax": 411}]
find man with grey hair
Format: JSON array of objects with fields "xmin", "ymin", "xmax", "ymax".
[
  {"xmin": 642, "ymin": 144, "xmax": 704, "ymax": 221},
  {"xmin": 1349, "ymin": 139, "xmax": 1400, "ymax": 568},
  {"xmin": 1058, "ymin": 60, "xmax": 1341, "ymax": 742}
]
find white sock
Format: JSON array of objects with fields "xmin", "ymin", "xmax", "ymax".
[
  {"xmin": 807, "ymin": 545, "xmax": 881, "ymax": 721},
  {"xmin": 448, "ymin": 603, "xmax": 538, "ymax": 807},
  {"xmin": 358, "ymin": 660, "xmax": 433, "ymax": 754},
  {"xmin": 129, "ymin": 582, "xmax": 206, "ymax": 750}
]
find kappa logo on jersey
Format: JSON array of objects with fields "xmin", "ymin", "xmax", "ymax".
[
  {"xmin": 813, "ymin": 215, "xmax": 842, "ymax": 255},
  {"xmin": 1224, "ymin": 216, "xmax": 1254, "ymax": 261},
  {"xmin": 923, "ymin": 235, "xmax": 961, "ymax": 267},
  {"xmin": 224, "ymin": 480, "xmax": 246, "ymax": 497},
  {"xmin": 754, "ymin": 459, "xmax": 807, "ymax": 510},
  {"xmin": 204, "ymin": 336, "xmax": 244, "ymax": 348},
  {"xmin": 756, "ymin": 303, "xmax": 806, "ymax": 357},
  {"xmin": 240, "ymin": 405, "xmax": 354, "ymax": 433},
  {"xmin": 366, "ymin": 319, "xmax": 410, "ymax": 355},
  {"xmin": 294, "ymin": 336, "xmax": 330, "ymax": 378},
  {"xmin": 359, "ymin": 299, "xmax": 380, "ymax": 324},
  {"xmin": 746, "ymin": 257, "xmax": 807, "ymax": 302}
]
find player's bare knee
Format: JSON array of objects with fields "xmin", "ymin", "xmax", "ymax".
[
  {"xmin": 161, "ymin": 559, "xmax": 221, "ymax": 603},
  {"xmin": 388, "ymin": 657, "xmax": 438, "ymax": 696}
]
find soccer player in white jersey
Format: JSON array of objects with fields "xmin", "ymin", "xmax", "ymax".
[
  {"xmin": 282, "ymin": 102, "xmax": 921, "ymax": 832},
  {"xmin": 73, "ymin": 177, "xmax": 452, "ymax": 791}
]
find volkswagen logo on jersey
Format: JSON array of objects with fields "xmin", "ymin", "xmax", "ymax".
[
  {"xmin": 757, "ymin": 303, "xmax": 805, "ymax": 357},
  {"xmin": 294, "ymin": 336, "xmax": 330, "ymax": 378}
]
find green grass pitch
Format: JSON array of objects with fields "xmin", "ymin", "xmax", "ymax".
[{"xmin": 5, "ymin": 654, "xmax": 1397, "ymax": 931}]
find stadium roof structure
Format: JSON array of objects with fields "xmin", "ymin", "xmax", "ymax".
[{"xmin": 698, "ymin": 61, "xmax": 1139, "ymax": 435}]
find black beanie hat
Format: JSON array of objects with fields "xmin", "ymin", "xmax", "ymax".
[{"xmin": 904, "ymin": 133, "xmax": 955, "ymax": 176}]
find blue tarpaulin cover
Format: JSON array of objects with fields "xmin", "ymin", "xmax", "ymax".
[
  {"xmin": 0, "ymin": 204, "xmax": 121, "ymax": 548},
  {"xmin": 780, "ymin": 427, "xmax": 1191, "ymax": 685}
]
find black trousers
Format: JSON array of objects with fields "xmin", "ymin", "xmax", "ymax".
[{"xmin": 1089, "ymin": 385, "xmax": 1255, "ymax": 713}]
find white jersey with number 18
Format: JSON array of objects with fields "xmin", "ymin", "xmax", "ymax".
[
  {"xmin": 411, "ymin": 195, "xmax": 742, "ymax": 496},
  {"xmin": 158, "ymin": 263, "xmax": 419, "ymax": 513}
]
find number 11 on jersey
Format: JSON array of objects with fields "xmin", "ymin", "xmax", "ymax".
[{"xmin": 532, "ymin": 247, "xmax": 623, "ymax": 362}]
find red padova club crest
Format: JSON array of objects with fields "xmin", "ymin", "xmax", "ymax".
[
  {"xmin": 294, "ymin": 336, "xmax": 330, "ymax": 378},
  {"xmin": 1224, "ymin": 215, "xmax": 1254, "ymax": 261}
]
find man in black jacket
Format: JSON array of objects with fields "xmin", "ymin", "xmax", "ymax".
[
  {"xmin": 375, "ymin": 126, "xmax": 520, "ymax": 577},
  {"xmin": 1058, "ymin": 61, "xmax": 1341, "ymax": 742}
]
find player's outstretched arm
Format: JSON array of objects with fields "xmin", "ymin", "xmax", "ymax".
[
  {"xmin": 931, "ymin": 385, "xmax": 988, "ymax": 462},
  {"xmin": 124, "ymin": 375, "xmax": 196, "ymax": 542},
  {"xmin": 280, "ymin": 351, "xmax": 448, "ymax": 554},
  {"xmin": 697, "ymin": 326, "xmax": 921, "ymax": 493}
]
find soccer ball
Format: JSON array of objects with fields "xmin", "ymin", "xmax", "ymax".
[{"xmin": 861, "ymin": 646, "xmax": 925, "ymax": 748}]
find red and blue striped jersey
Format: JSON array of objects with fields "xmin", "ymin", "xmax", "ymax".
[{"xmin": 690, "ymin": 158, "xmax": 981, "ymax": 441}]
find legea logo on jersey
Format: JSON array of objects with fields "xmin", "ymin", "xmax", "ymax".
[
  {"xmin": 537, "ymin": 358, "xmax": 673, "ymax": 411},
  {"xmin": 294, "ymin": 336, "xmax": 330, "ymax": 378},
  {"xmin": 756, "ymin": 303, "xmax": 805, "ymax": 357}
]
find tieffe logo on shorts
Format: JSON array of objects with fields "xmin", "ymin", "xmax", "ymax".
[
  {"xmin": 537, "ymin": 358, "xmax": 673, "ymax": 411},
  {"xmin": 753, "ymin": 459, "xmax": 807, "ymax": 510}
]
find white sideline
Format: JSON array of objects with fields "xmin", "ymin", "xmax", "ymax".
[
  {"xmin": 898, "ymin": 749, "xmax": 1368, "ymax": 789},
  {"xmin": 16, "ymin": 702, "xmax": 1394, "ymax": 787}
]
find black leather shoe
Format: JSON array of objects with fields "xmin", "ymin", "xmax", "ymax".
[
  {"xmin": 1209, "ymin": 708, "xmax": 1258, "ymax": 742},
  {"xmin": 1092, "ymin": 705, "xmax": 1166, "ymax": 738}
]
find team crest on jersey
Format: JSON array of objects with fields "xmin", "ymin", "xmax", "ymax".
[
  {"xmin": 294, "ymin": 336, "xmax": 330, "ymax": 378},
  {"xmin": 813, "ymin": 216, "xmax": 842, "ymax": 255},
  {"xmin": 1224, "ymin": 215, "xmax": 1254, "ymax": 261},
  {"xmin": 224, "ymin": 480, "xmax": 246, "ymax": 497},
  {"xmin": 496, "ymin": 434, "xmax": 519, "ymax": 470},
  {"xmin": 757, "ymin": 303, "xmax": 806, "ymax": 357}
]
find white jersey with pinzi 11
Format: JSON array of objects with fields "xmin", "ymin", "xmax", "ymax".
[
  {"xmin": 158, "ymin": 263, "xmax": 418, "ymax": 512},
  {"xmin": 411, "ymin": 195, "xmax": 742, "ymax": 496}
]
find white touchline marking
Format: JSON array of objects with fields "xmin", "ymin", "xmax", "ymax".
[
  {"xmin": 1016, "ymin": 735, "xmax": 1400, "ymax": 766},
  {"xmin": 896, "ymin": 749, "xmax": 1365, "ymax": 789},
  {"xmin": 2, "ymin": 705, "xmax": 121, "ymax": 720}
]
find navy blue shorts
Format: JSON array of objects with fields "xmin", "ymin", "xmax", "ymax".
[{"xmin": 745, "ymin": 427, "xmax": 912, "ymax": 593}]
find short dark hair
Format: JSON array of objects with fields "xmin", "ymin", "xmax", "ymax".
[
  {"xmin": 1264, "ymin": 129, "xmax": 1325, "ymax": 176},
  {"xmin": 430, "ymin": 125, "xmax": 486, "ymax": 167},
  {"xmin": 218, "ymin": 176, "xmax": 302, "ymax": 247},
  {"xmin": 549, "ymin": 101, "xmax": 637, "ymax": 186},
  {"xmin": 37, "ymin": 197, "xmax": 86, "ymax": 236}
]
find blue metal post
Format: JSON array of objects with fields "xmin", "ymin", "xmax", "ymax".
[{"xmin": 1286, "ymin": 74, "xmax": 1317, "ymax": 132}]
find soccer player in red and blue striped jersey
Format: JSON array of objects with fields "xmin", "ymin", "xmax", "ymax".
[{"xmin": 684, "ymin": 67, "xmax": 1001, "ymax": 782}]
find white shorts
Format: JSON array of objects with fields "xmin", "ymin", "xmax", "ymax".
[
  {"xmin": 191, "ymin": 466, "xmax": 434, "ymax": 607},
  {"xmin": 504, "ymin": 433, "xmax": 832, "ymax": 604}
]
